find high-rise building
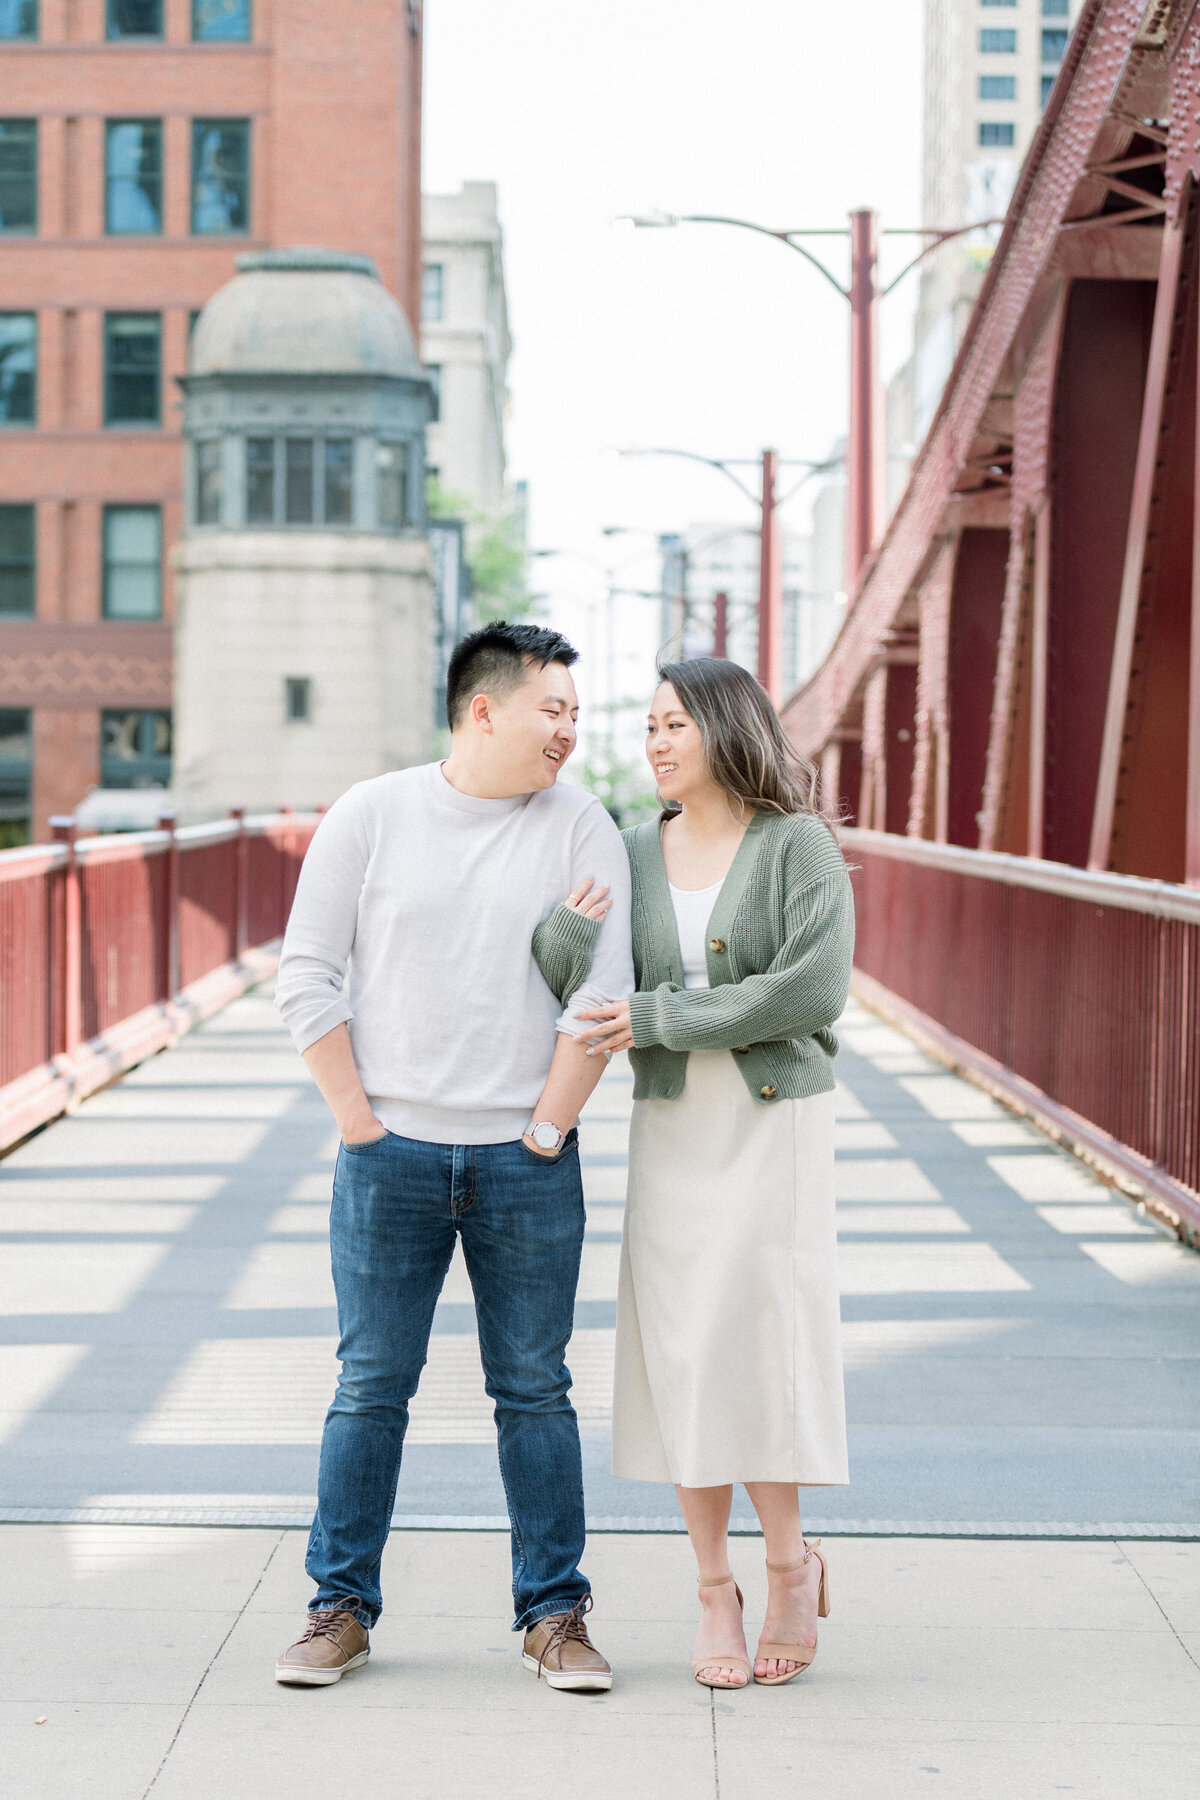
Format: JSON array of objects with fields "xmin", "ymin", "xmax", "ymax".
[
  {"xmin": 420, "ymin": 181, "xmax": 511, "ymax": 515},
  {"xmin": 907, "ymin": 0, "xmax": 1086, "ymax": 444},
  {"xmin": 0, "ymin": 0, "xmax": 424, "ymax": 843}
]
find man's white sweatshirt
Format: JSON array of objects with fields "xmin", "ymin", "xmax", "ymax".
[{"xmin": 275, "ymin": 761, "xmax": 634, "ymax": 1145}]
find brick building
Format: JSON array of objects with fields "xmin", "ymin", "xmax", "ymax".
[{"xmin": 0, "ymin": 0, "xmax": 424, "ymax": 843}]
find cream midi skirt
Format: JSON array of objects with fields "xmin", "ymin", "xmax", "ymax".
[{"xmin": 612, "ymin": 1049, "xmax": 848, "ymax": 1488}]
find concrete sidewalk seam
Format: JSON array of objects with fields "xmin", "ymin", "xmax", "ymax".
[
  {"xmin": 139, "ymin": 1529, "xmax": 285, "ymax": 1798},
  {"xmin": 1116, "ymin": 1542, "xmax": 1200, "ymax": 1675}
]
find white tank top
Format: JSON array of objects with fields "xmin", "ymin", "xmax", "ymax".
[{"xmin": 668, "ymin": 879, "xmax": 724, "ymax": 989}]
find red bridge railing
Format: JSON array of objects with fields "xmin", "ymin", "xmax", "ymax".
[
  {"xmin": 845, "ymin": 829, "xmax": 1200, "ymax": 1244},
  {"xmin": 0, "ymin": 810, "xmax": 318, "ymax": 1154}
]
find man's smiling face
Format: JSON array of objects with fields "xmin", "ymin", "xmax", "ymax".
[{"xmin": 485, "ymin": 658, "xmax": 580, "ymax": 792}]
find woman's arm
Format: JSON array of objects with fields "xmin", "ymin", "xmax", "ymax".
[
  {"xmin": 580, "ymin": 871, "xmax": 853, "ymax": 1056},
  {"xmin": 531, "ymin": 881, "xmax": 607, "ymax": 1005}
]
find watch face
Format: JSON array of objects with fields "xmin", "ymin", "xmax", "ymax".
[{"xmin": 532, "ymin": 1123, "xmax": 560, "ymax": 1150}]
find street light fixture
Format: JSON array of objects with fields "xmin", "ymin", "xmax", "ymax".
[
  {"xmin": 618, "ymin": 445, "xmax": 841, "ymax": 703},
  {"xmin": 616, "ymin": 210, "xmax": 1004, "ymax": 590}
]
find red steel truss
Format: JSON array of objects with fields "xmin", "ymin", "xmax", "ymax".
[{"xmin": 783, "ymin": 0, "xmax": 1200, "ymax": 1237}]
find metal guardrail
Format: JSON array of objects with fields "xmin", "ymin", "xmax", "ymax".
[
  {"xmin": 844, "ymin": 828, "xmax": 1200, "ymax": 1243},
  {"xmin": 0, "ymin": 808, "xmax": 318, "ymax": 1153}
]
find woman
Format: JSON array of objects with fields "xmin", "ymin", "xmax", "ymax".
[{"xmin": 578, "ymin": 658, "xmax": 853, "ymax": 1689}]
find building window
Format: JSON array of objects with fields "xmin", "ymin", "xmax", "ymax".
[
  {"xmin": 377, "ymin": 442, "xmax": 408, "ymax": 529},
  {"xmin": 421, "ymin": 263, "xmax": 444, "ymax": 323},
  {"xmin": 324, "ymin": 439, "xmax": 353, "ymax": 525},
  {"xmin": 0, "ymin": 3, "xmax": 38, "ymax": 39},
  {"xmin": 107, "ymin": 0, "xmax": 162, "ymax": 37},
  {"xmin": 244, "ymin": 437, "xmax": 359, "ymax": 525},
  {"xmin": 1042, "ymin": 0, "xmax": 1068, "ymax": 14},
  {"xmin": 1041, "ymin": 27, "xmax": 1069, "ymax": 62},
  {"xmin": 193, "ymin": 0, "xmax": 250, "ymax": 39},
  {"xmin": 979, "ymin": 75, "xmax": 1015, "ymax": 100},
  {"xmin": 285, "ymin": 438, "xmax": 314, "ymax": 523},
  {"xmin": 195, "ymin": 440, "xmax": 222, "ymax": 525},
  {"xmin": 284, "ymin": 677, "xmax": 311, "ymax": 723},
  {"xmin": 191, "ymin": 119, "xmax": 250, "ymax": 234},
  {"xmin": 980, "ymin": 29, "xmax": 1017, "ymax": 51},
  {"xmin": 105, "ymin": 120, "xmax": 163, "ymax": 235},
  {"xmin": 1041, "ymin": 72, "xmax": 1055, "ymax": 105},
  {"xmin": 424, "ymin": 363, "xmax": 441, "ymax": 418},
  {"xmin": 0, "ymin": 503, "xmax": 34, "ymax": 615},
  {"xmin": 104, "ymin": 313, "xmax": 160, "ymax": 425},
  {"xmin": 0, "ymin": 708, "xmax": 31, "ymax": 850},
  {"xmin": 101, "ymin": 710, "xmax": 171, "ymax": 788},
  {"xmin": 102, "ymin": 506, "xmax": 161, "ymax": 619},
  {"xmin": 0, "ymin": 120, "xmax": 36, "ymax": 234},
  {"xmin": 978, "ymin": 122, "xmax": 1016, "ymax": 146},
  {"xmin": 0, "ymin": 313, "xmax": 35, "ymax": 423},
  {"xmin": 245, "ymin": 437, "xmax": 276, "ymax": 522}
]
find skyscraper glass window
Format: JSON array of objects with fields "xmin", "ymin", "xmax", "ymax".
[
  {"xmin": 421, "ymin": 264, "xmax": 444, "ymax": 322},
  {"xmin": 1042, "ymin": 0, "xmax": 1068, "ymax": 13},
  {"xmin": 1042, "ymin": 28, "xmax": 1069, "ymax": 60},
  {"xmin": 0, "ymin": 120, "xmax": 37, "ymax": 234},
  {"xmin": 980, "ymin": 29, "xmax": 1017, "ymax": 51},
  {"xmin": 979, "ymin": 75, "xmax": 1016, "ymax": 100},
  {"xmin": 107, "ymin": 1, "xmax": 162, "ymax": 37},
  {"xmin": 104, "ymin": 315, "xmax": 161, "ymax": 424},
  {"xmin": 193, "ymin": 0, "xmax": 250, "ymax": 38},
  {"xmin": 0, "ymin": 3, "xmax": 37, "ymax": 38},
  {"xmin": 102, "ymin": 507, "xmax": 162, "ymax": 619},
  {"xmin": 191, "ymin": 120, "xmax": 250, "ymax": 233},
  {"xmin": 105, "ymin": 121, "xmax": 163, "ymax": 235},
  {"xmin": 979, "ymin": 122, "xmax": 1016, "ymax": 146},
  {"xmin": 0, "ymin": 505, "xmax": 34, "ymax": 614},
  {"xmin": 0, "ymin": 313, "xmax": 35, "ymax": 423}
]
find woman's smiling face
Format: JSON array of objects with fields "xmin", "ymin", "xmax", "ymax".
[{"xmin": 646, "ymin": 681, "xmax": 710, "ymax": 805}]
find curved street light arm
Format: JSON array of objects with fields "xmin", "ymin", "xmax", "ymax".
[
  {"xmin": 618, "ymin": 446, "xmax": 762, "ymax": 506},
  {"xmin": 880, "ymin": 218, "xmax": 1007, "ymax": 296},
  {"xmin": 678, "ymin": 215, "xmax": 850, "ymax": 300}
]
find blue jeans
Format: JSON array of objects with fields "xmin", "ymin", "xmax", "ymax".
[{"xmin": 305, "ymin": 1127, "xmax": 589, "ymax": 1631}]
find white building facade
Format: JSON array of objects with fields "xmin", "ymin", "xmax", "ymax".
[
  {"xmin": 173, "ymin": 249, "xmax": 436, "ymax": 820},
  {"xmin": 420, "ymin": 181, "xmax": 512, "ymax": 514}
]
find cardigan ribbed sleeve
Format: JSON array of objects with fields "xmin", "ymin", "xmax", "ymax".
[
  {"xmin": 531, "ymin": 903, "xmax": 600, "ymax": 1007},
  {"xmin": 628, "ymin": 868, "xmax": 853, "ymax": 1054}
]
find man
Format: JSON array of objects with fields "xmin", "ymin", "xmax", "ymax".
[{"xmin": 273, "ymin": 621, "xmax": 632, "ymax": 1692}]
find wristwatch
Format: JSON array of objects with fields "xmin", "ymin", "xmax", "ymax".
[{"xmin": 529, "ymin": 1120, "xmax": 564, "ymax": 1152}]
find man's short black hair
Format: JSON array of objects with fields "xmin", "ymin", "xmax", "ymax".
[{"xmin": 445, "ymin": 620, "xmax": 579, "ymax": 731}]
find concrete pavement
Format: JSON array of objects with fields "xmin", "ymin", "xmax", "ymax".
[{"xmin": 2, "ymin": 984, "xmax": 1199, "ymax": 1795}]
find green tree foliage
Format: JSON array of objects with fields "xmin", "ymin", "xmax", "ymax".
[{"xmin": 426, "ymin": 478, "xmax": 533, "ymax": 622}]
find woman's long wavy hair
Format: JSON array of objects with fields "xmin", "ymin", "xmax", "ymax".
[{"xmin": 654, "ymin": 656, "xmax": 829, "ymax": 822}]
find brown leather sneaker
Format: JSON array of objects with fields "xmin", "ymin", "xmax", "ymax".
[
  {"xmin": 523, "ymin": 1595, "xmax": 612, "ymax": 1692},
  {"xmin": 274, "ymin": 1599, "xmax": 370, "ymax": 1686}
]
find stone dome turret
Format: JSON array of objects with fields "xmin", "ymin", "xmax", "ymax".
[{"xmin": 189, "ymin": 248, "xmax": 422, "ymax": 379}]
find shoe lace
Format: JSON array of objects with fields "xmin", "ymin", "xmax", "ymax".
[
  {"xmin": 300, "ymin": 1598, "xmax": 363, "ymax": 1643},
  {"xmin": 535, "ymin": 1594, "xmax": 594, "ymax": 1678}
]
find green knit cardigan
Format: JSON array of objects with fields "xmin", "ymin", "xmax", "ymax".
[
  {"xmin": 622, "ymin": 809, "xmax": 854, "ymax": 1105},
  {"xmin": 529, "ymin": 807, "xmax": 854, "ymax": 1105}
]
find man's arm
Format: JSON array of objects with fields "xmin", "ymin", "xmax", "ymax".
[
  {"xmin": 302, "ymin": 1023, "xmax": 386, "ymax": 1147},
  {"xmin": 522, "ymin": 1027, "xmax": 608, "ymax": 1155}
]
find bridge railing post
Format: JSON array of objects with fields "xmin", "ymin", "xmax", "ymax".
[
  {"xmin": 49, "ymin": 815, "xmax": 81, "ymax": 1058},
  {"xmin": 157, "ymin": 810, "xmax": 180, "ymax": 1001},
  {"xmin": 229, "ymin": 806, "xmax": 248, "ymax": 961}
]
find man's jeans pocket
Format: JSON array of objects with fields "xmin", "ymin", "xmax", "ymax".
[
  {"xmin": 517, "ymin": 1127, "xmax": 579, "ymax": 1167},
  {"xmin": 341, "ymin": 1131, "xmax": 391, "ymax": 1155}
]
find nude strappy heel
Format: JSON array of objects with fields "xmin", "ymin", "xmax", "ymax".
[
  {"xmin": 693, "ymin": 1574, "xmax": 751, "ymax": 1690},
  {"xmin": 755, "ymin": 1539, "xmax": 830, "ymax": 1686}
]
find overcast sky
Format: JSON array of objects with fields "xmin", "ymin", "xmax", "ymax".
[{"xmin": 423, "ymin": 0, "xmax": 925, "ymax": 731}]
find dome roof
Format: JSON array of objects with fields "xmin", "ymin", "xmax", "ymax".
[{"xmin": 189, "ymin": 248, "xmax": 422, "ymax": 380}]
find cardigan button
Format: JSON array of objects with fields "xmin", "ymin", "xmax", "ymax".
[
  {"xmin": 709, "ymin": 937, "xmax": 726, "ymax": 953},
  {"xmin": 759, "ymin": 1084, "xmax": 777, "ymax": 1100}
]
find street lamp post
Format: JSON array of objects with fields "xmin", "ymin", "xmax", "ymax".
[
  {"xmin": 618, "ymin": 447, "xmax": 836, "ymax": 703},
  {"xmin": 619, "ymin": 209, "xmax": 1004, "ymax": 590}
]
